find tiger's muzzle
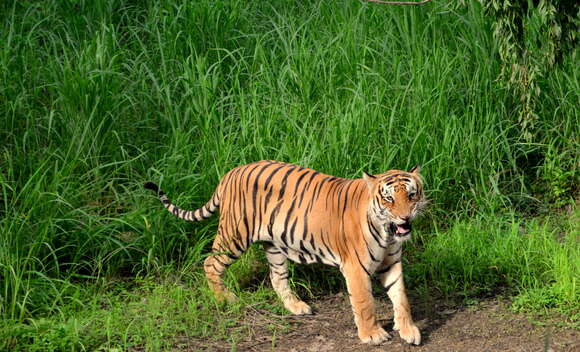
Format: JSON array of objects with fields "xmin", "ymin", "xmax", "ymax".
[{"xmin": 388, "ymin": 221, "xmax": 412, "ymax": 239}]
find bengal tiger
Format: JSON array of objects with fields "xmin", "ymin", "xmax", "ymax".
[{"xmin": 145, "ymin": 160, "xmax": 425, "ymax": 345}]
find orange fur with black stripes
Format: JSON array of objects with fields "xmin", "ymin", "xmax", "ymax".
[{"xmin": 145, "ymin": 160, "xmax": 426, "ymax": 345}]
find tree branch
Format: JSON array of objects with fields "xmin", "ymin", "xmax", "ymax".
[{"xmin": 364, "ymin": 0, "xmax": 434, "ymax": 5}]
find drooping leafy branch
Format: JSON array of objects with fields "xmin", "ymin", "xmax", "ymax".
[{"xmin": 480, "ymin": 0, "xmax": 578, "ymax": 140}]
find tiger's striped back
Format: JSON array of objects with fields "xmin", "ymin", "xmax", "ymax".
[{"xmin": 212, "ymin": 161, "xmax": 370, "ymax": 265}]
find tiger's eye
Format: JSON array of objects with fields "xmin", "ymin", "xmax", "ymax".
[
  {"xmin": 408, "ymin": 192, "xmax": 416, "ymax": 200},
  {"xmin": 385, "ymin": 196, "xmax": 394, "ymax": 203}
]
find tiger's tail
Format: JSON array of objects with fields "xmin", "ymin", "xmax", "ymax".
[{"xmin": 144, "ymin": 182, "xmax": 219, "ymax": 222}]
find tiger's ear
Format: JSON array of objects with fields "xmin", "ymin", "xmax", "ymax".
[
  {"xmin": 409, "ymin": 164, "xmax": 421, "ymax": 175},
  {"xmin": 362, "ymin": 172, "xmax": 376, "ymax": 191}
]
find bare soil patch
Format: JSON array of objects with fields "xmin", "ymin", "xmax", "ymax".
[{"xmin": 181, "ymin": 293, "xmax": 578, "ymax": 352}]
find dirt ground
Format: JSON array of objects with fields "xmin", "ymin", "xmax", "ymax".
[{"xmin": 183, "ymin": 293, "xmax": 578, "ymax": 352}]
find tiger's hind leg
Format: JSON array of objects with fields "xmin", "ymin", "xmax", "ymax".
[
  {"xmin": 264, "ymin": 244, "xmax": 312, "ymax": 315},
  {"xmin": 203, "ymin": 232, "xmax": 245, "ymax": 303}
]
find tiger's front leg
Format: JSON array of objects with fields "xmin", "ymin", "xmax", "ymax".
[
  {"xmin": 379, "ymin": 260, "xmax": 421, "ymax": 345},
  {"xmin": 342, "ymin": 264, "xmax": 391, "ymax": 345}
]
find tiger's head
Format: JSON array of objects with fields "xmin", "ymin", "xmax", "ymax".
[{"xmin": 363, "ymin": 165, "xmax": 426, "ymax": 242}]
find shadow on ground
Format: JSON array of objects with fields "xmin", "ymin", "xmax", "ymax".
[{"xmin": 177, "ymin": 293, "xmax": 578, "ymax": 352}]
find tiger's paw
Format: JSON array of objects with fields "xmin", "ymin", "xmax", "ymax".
[
  {"xmin": 215, "ymin": 290, "xmax": 237, "ymax": 304},
  {"xmin": 396, "ymin": 323, "xmax": 421, "ymax": 345},
  {"xmin": 285, "ymin": 300, "xmax": 312, "ymax": 315},
  {"xmin": 359, "ymin": 326, "xmax": 391, "ymax": 345}
]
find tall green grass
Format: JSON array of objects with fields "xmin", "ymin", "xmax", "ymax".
[
  {"xmin": 0, "ymin": 0, "xmax": 577, "ymax": 337},
  {"xmin": 410, "ymin": 213, "xmax": 578, "ymax": 316}
]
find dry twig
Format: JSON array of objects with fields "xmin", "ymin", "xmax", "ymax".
[{"xmin": 364, "ymin": 0, "xmax": 434, "ymax": 5}]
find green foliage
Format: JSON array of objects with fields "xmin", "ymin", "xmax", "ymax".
[
  {"xmin": 410, "ymin": 213, "xmax": 579, "ymax": 317},
  {"xmin": 537, "ymin": 145, "xmax": 578, "ymax": 208},
  {"xmin": 480, "ymin": 0, "xmax": 579, "ymax": 140},
  {"xmin": 0, "ymin": 278, "xmax": 286, "ymax": 351}
]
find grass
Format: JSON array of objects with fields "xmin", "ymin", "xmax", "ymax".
[
  {"xmin": 1, "ymin": 277, "xmax": 287, "ymax": 351},
  {"xmin": 410, "ymin": 212, "xmax": 579, "ymax": 317},
  {"xmin": 0, "ymin": 0, "xmax": 578, "ymax": 349}
]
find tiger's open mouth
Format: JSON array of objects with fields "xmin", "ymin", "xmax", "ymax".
[{"xmin": 388, "ymin": 222, "xmax": 412, "ymax": 238}]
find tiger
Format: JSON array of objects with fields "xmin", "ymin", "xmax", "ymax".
[{"xmin": 145, "ymin": 160, "xmax": 425, "ymax": 345}]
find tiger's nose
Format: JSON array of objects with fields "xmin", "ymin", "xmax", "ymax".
[{"xmin": 398, "ymin": 216, "xmax": 412, "ymax": 228}]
